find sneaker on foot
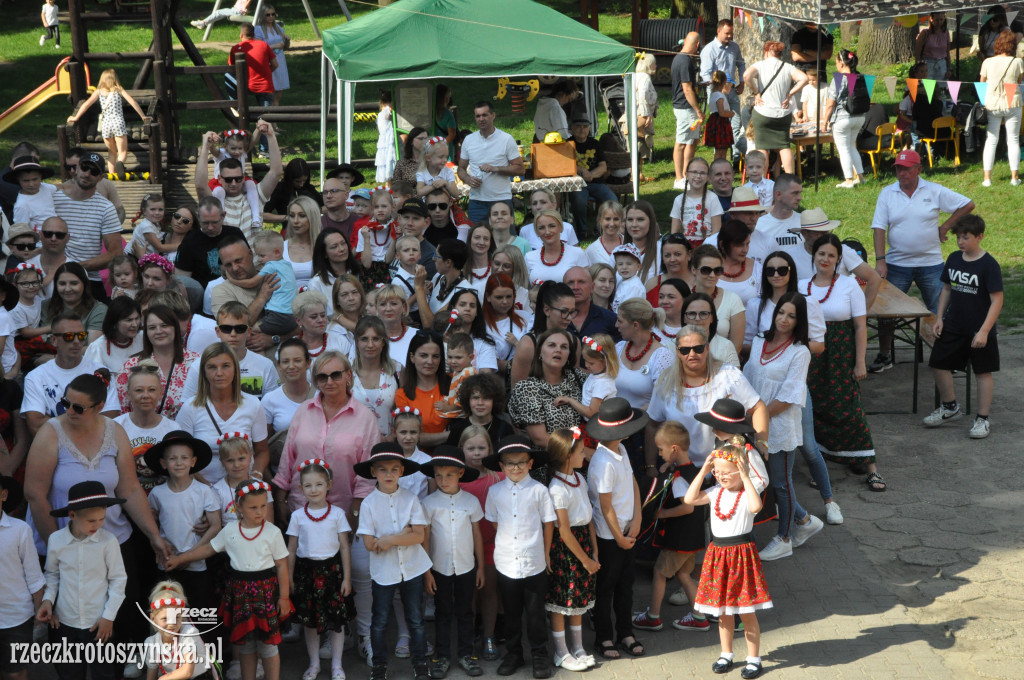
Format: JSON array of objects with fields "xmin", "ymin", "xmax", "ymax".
[
  {"xmin": 395, "ymin": 636, "xmax": 411, "ymax": 658},
  {"xmin": 632, "ymin": 608, "xmax": 663, "ymax": 631},
  {"xmin": 40, "ymin": 34, "xmax": 47, "ymax": 46},
  {"xmin": 191, "ymin": 19, "xmax": 205, "ymax": 28},
  {"xmin": 672, "ymin": 612, "xmax": 710, "ymax": 631},
  {"xmin": 428, "ymin": 657, "xmax": 450, "ymax": 679},
  {"xmin": 482, "ymin": 637, "xmax": 499, "ymax": 661},
  {"xmin": 673, "ymin": 178, "xmax": 687, "ymax": 190},
  {"xmin": 969, "ymin": 417, "xmax": 991, "ymax": 439},
  {"xmin": 835, "ymin": 180, "xmax": 857, "ymax": 188},
  {"xmin": 792, "ymin": 515, "xmax": 824, "ymax": 548},
  {"xmin": 458, "ymin": 655, "xmax": 484, "ymax": 677},
  {"xmin": 982, "ymin": 179, "xmax": 992, "ymax": 187},
  {"xmin": 668, "ymin": 587, "xmax": 689, "ymax": 606},
  {"xmin": 370, "ymin": 665, "xmax": 388, "ymax": 680},
  {"xmin": 825, "ymin": 502, "xmax": 844, "ymax": 525},
  {"xmin": 758, "ymin": 536, "xmax": 793, "ymax": 561},
  {"xmin": 867, "ymin": 353, "xmax": 894, "ymax": 373},
  {"xmin": 923, "ymin": 403, "xmax": 962, "ymax": 427},
  {"xmin": 1013, "ymin": 178, "xmax": 1022, "ymax": 186},
  {"xmin": 358, "ymin": 636, "xmax": 374, "ymax": 668}
]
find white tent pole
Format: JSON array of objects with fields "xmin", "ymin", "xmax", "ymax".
[
  {"xmin": 320, "ymin": 53, "xmax": 329, "ymax": 185},
  {"xmin": 625, "ymin": 72, "xmax": 638, "ymax": 201},
  {"xmin": 336, "ymin": 82, "xmax": 343, "ymax": 163},
  {"xmin": 344, "ymin": 82, "xmax": 355, "ymax": 164}
]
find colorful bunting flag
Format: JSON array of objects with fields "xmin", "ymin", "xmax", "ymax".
[
  {"xmin": 832, "ymin": 72, "xmax": 844, "ymax": 95},
  {"xmin": 907, "ymin": 78, "xmax": 919, "ymax": 102},
  {"xmin": 884, "ymin": 76, "xmax": 898, "ymax": 99},
  {"xmin": 863, "ymin": 75, "xmax": 877, "ymax": 96},
  {"xmin": 974, "ymin": 81, "xmax": 987, "ymax": 106},
  {"xmin": 947, "ymin": 81, "xmax": 961, "ymax": 104},
  {"xmin": 1008, "ymin": 10, "xmax": 1019, "ymax": 25},
  {"xmin": 922, "ymin": 79, "xmax": 937, "ymax": 102},
  {"xmin": 848, "ymin": 73, "xmax": 858, "ymax": 96},
  {"xmin": 1005, "ymin": 82, "xmax": 1017, "ymax": 107}
]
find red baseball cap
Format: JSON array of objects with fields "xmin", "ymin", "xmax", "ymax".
[{"xmin": 894, "ymin": 150, "xmax": 921, "ymax": 167}]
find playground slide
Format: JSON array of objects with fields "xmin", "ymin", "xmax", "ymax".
[{"xmin": 0, "ymin": 57, "xmax": 91, "ymax": 136}]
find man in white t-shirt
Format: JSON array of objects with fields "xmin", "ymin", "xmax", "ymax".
[
  {"xmin": 754, "ymin": 173, "xmax": 802, "ymax": 249},
  {"xmin": 22, "ymin": 313, "xmax": 120, "ymax": 435},
  {"xmin": 182, "ymin": 301, "xmax": 279, "ymax": 399},
  {"xmin": 457, "ymin": 101, "xmax": 524, "ymax": 225}
]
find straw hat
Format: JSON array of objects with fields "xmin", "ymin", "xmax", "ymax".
[
  {"xmin": 799, "ymin": 207, "xmax": 841, "ymax": 232},
  {"xmin": 727, "ymin": 186, "xmax": 768, "ymax": 213}
]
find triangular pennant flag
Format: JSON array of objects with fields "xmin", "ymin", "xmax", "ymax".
[
  {"xmin": 832, "ymin": 72, "xmax": 844, "ymax": 94},
  {"xmin": 907, "ymin": 78, "xmax": 919, "ymax": 102},
  {"xmin": 884, "ymin": 76, "xmax": 897, "ymax": 99},
  {"xmin": 847, "ymin": 73, "xmax": 858, "ymax": 96},
  {"xmin": 758, "ymin": 15, "xmax": 764, "ymax": 31},
  {"xmin": 958, "ymin": 13, "xmax": 972, "ymax": 25},
  {"xmin": 947, "ymin": 81, "xmax": 961, "ymax": 104},
  {"xmin": 1008, "ymin": 10, "xmax": 1019, "ymax": 25},
  {"xmin": 1005, "ymin": 82, "xmax": 1017, "ymax": 107},
  {"xmin": 922, "ymin": 79, "xmax": 937, "ymax": 103},
  {"xmin": 863, "ymin": 75, "xmax": 877, "ymax": 97},
  {"xmin": 974, "ymin": 81, "xmax": 987, "ymax": 106}
]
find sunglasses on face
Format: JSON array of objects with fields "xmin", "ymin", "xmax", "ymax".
[
  {"xmin": 64, "ymin": 164, "xmax": 78, "ymax": 172},
  {"xmin": 172, "ymin": 212, "xmax": 192, "ymax": 225},
  {"xmin": 129, "ymin": 364, "xmax": 160, "ymax": 374},
  {"xmin": 698, "ymin": 266, "xmax": 724, "ymax": 276},
  {"xmin": 60, "ymin": 397, "xmax": 94, "ymax": 414},
  {"xmin": 683, "ymin": 310, "xmax": 712, "ymax": 321},
  {"xmin": 80, "ymin": 165, "xmax": 103, "ymax": 177},
  {"xmin": 218, "ymin": 323, "xmax": 250, "ymax": 335},
  {"xmin": 11, "ymin": 243, "xmax": 36, "ymax": 251},
  {"xmin": 765, "ymin": 266, "xmax": 791, "ymax": 277},
  {"xmin": 42, "ymin": 230, "xmax": 68, "ymax": 240},
  {"xmin": 677, "ymin": 344, "xmax": 707, "ymax": 356},
  {"xmin": 56, "ymin": 331, "xmax": 88, "ymax": 342},
  {"xmin": 315, "ymin": 369, "xmax": 348, "ymax": 384},
  {"xmin": 221, "ymin": 175, "xmax": 244, "ymax": 184},
  {"xmin": 426, "ymin": 202, "xmax": 449, "ymax": 211}
]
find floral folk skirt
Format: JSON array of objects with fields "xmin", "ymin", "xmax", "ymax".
[
  {"xmin": 545, "ymin": 524, "xmax": 596, "ymax": 616},
  {"xmin": 693, "ymin": 540, "xmax": 772, "ymax": 616},
  {"xmin": 293, "ymin": 553, "xmax": 353, "ymax": 633},
  {"xmin": 221, "ymin": 568, "xmax": 283, "ymax": 645}
]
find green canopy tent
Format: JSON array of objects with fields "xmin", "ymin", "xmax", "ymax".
[{"xmin": 319, "ymin": 0, "xmax": 641, "ymax": 196}]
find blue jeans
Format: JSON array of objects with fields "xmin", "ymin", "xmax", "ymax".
[
  {"xmin": 467, "ymin": 199, "xmax": 512, "ymax": 226},
  {"xmin": 798, "ymin": 390, "xmax": 833, "ymax": 502},
  {"xmin": 371, "ymin": 576, "xmax": 426, "ymax": 666},
  {"xmin": 884, "ymin": 262, "xmax": 944, "ymax": 314},
  {"xmin": 767, "ymin": 448, "xmax": 807, "ymax": 539},
  {"xmin": 569, "ymin": 181, "xmax": 617, "ymax": 238}
]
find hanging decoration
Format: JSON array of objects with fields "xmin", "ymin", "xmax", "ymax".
[
  {"xmin": 907, "ymin": 78, "xmax": 919, "ymax": 102},
  {"xmin": 922, "ymin": 79, "xmax": 937, "ymax": 103},
  {"xmin": 947, "ymin": 81, "xmax": 961, "ymax": 104},
  {"xmin": 974, "ymin": 82, "xmax": 987, "ymax": 106},
  {"xmin": 1005, "ymin": 82, "xmax": 1018, "ymax": 108},
  {"xmin": 884, "ymin": 76, "xmax": 898, "ymax": 99}
]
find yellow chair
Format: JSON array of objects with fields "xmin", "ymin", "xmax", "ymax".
[
  {"xmin": 859, "ymin": 122, "xmax": 899, "ymax": 178},
  {"xmin": 920, "ymin": 116, "xmax": 961, "ymax": 167}
]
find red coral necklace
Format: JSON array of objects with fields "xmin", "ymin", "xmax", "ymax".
[{"xmin": 714, "ymin": 488, "xmax": 744, "ymax": 521}]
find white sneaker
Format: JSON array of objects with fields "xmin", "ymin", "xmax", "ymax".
[
  {"xmin": 758, "ymin": 536, "xmax": 792, "ymax": 561},
  {"xmin": 191, "ymin": 19, "xmax": 205, "ymax": 28},
  {"xmin": 825, "ymin": 502, "xmax": 844, "ymax": 525},
  {"xmin": 923, "ymin": 403, "xmax": 962, "ymax": 427},
  {"xmin": 673, "ymin": 178, "xmax": 687, "ymax": 190},
  {"xmin": 792, "ymin": 515, "xmax": 824, "ymax": 547},
  {"xmin": 358, "ymin": 636, "xmax": 373, "ymax": 668},
  {"xmin": 40, "ymin": 34, "xmax": 47, "ymax": 46},
  {"xmin": 668, "ymin": 587, "xmax": 689, "ymax": 606},
  {"xmin": 982, "ymin": 179, "xmax": 992, "ymax": 187},
  {"xmin": 1012, "ymin": 178, "xmax": 1022, "ymax": 186},
  {"xmin": 835, "ymin": 180, "xmax": 857, "ymax": 189},
  {"xmin": 969, "ymin": 417, "xmax": 991, "ymax": 439}
]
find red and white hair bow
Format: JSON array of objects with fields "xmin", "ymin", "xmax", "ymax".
[
  {"xmin": 426, "ymin": 136, "xmax": 446, "ymax": 147},
  {"xmin": 582, "ymin": 336, "xmax": 602, "ymax": 352},
  {"xmin": 372, "ymin": 185, "xmax": 393, "ymax": 196},
  {"xmin": 298, "ymin": 458, "xmax": 331, "ymax": 472},
  {"xmin": 151, "ymin": 597, "xmax": 185, "ymax": 611},
  {"xmin": 15, "ymin": 262, "xmax": 44, "ymax": 277},
  {"xmin": 392, "ymin": 406, "xmax": 421, "ymax": 418},
  {"xmin": 236, "ymin": 480, "xmax": 271, "ymax": 499},
  {"xmin": 217, "ymin": 432, "xmax": 250, "ymax": 445},
  {"xmin": 570, "ymin": 426, "xmax": 582, "ymax": 441}
]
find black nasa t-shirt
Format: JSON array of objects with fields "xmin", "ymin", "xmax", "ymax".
[{"xmin": 940, "ymin": 250, "xmax": 1003, "ymax": 334}]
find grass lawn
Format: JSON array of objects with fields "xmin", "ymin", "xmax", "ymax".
[{"xmin": 1, "ymin": 2, "xmax": 1020, "ymax": 327}]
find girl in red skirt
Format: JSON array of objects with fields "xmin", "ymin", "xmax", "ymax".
[
  {"xmin": 683, "ymin": 445, "xmax": 771, "ymax": 680},
  {"xmin": 703, "ymin": 71, "xmax": 736, "ymax": 160},
  {"xmin": 167, "ymin": 479, "xmax": 292, "ymax": 680}
]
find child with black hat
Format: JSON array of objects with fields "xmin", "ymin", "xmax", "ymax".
[
  {"xmin": 4, "ymin": 157, "xmax": 57, "ymax": 232},
  {"xmin": 0, "ymin": 475, "xmax": 45, "ymax": 680},
  {"xmin": 38, "ymin": 480, "xmax": 128, "ymax": 680},
  {"xmin": 483, "ymin": 435, "xmax": 557, "ymax": 679},
  {"xmin": 419, "ymin": 445, "xmax": 485, "ymax": 678},
  {"xmin": 586, "ymin": 397, "xmax": 647, "ymax": 660},
  {"xmin": 354, "ymin": 442, "xmax": 432, "ymax": 680},
  {"xmin": 145, "ymin": 431, "xmax": 221, "ymax": 608}
]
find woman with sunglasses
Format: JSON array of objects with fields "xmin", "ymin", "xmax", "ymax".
[
  {"xmin": 801, "ymin": 234, "xmax": 882, "ymax": 492},
  {"xmin": 310, "ymin": 230, "xmax": 360, "ymax": 315},
  {"xmin": 350, "ymin": 317, "xmax": 402, "ymax": 437},
  {"xmin": 116, "ymin": 305, "xmax": 198, "ymax": 420},
  {"xmin": 614, "ymin": 298, "xmax": 674, "ymax": 478},
  {"xmin": 141, "ymin": 205, "xmax": 193, "ymax": 258},
  {"xmin": 482, "ymin": 273, "xmax": 529, "ymax": 376},
  {"xmin": 510, "ymin": 281, "xmax": 578, "ymax": 385},
  {"xmin": 42, "ymin": 262, "xmax": 107, "ymax": 343},
  {"xmin": 657, "ymin": 278, "xmax": 691, "ymax": 341},
  {"xmin": 175, "ymin": 342, "xmax": 270, "ymax": 484},
  {"xmin": 113, "ymin": 359, "xmax": 179, "ymax": 492},
  {"xmin": 525, "ymin": 210, "xmax": 589, "ymax": 283},
  {"xmin": 715, "ymin": 219, "xmax": 762, "ymax": 307},
  {"xmin": 83, "ymin": 296, "xmax": 143, "ymax": 378},
  {"xmin": 444, "ymin": 288, "xmax": 498, "ymax": 372},
  {"xmin": 645, "ymin": 234, "xmax": 694, "ymax": 307},
  {"xmin": 508, "ymin": 327, "xmax": 587, "ymax": 447},
  {"xmin": 395, "ymin": 331, "xmax": 451, "ymax": 449},
  {"xmin": 680, "ymin": 293, "xmax": 740, "ymax": 367},
  {"xmin": 689, "ymin": 244, "xmax": 745, "ymax": 355}
]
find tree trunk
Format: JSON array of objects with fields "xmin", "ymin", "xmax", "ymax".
[
  {"xmin": 857, "ymin": 19, "xmax": 915, "ymax": 65},
  {"xmin": 841, "ymin": 21, "xmax": 860, "ymax": 47}
]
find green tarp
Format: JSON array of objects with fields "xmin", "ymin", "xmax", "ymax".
[{"xmin": 321, "ymin": 0, "xmax": 637, "ymax": 82}]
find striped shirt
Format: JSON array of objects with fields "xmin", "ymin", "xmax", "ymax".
[
  {"xmin": 53, "ymin": 190, "xmax": 121, "ymax": 280},
  {"xmin": 222, "ymin": 185, "xmax": 269, "ymax": 241}
]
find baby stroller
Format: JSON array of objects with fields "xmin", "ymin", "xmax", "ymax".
[{"xmin": 599, "ymin": 77, "xmax": 628, "ymax": 151}]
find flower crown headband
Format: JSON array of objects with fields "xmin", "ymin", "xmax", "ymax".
[
  {"xmin": 581, "ymin": 336, "xmax": 602, "ymax": 352},
  {"xmin": 139, "ymin": 253, "xmax": 174, "ymax": 277},
  {"xmin": 710, "ymin": 447, "xmax": 744, "ymax": 466},
  {"xmin": 236, "ymin": 480, "xmax": 270, "ymax": 499},
  {"xmin": 151, "ymin": 597, "xmax": 185, "ymax": 611},
  {"xmin": 372, "ymin": 185, "xmax": 393, "ymax": 196},
  {"xmin": 426, "ymin": 136, "xmax": 446, "ymax": 147},
  {"xmin": 223, "ymin": 129, "xmax": 248, "ymax": 138},
  {"xmin": 217, "ymin": 432, "xmax": 250, "ymax": 445},
  {"xmin": 14, "ymin": 262, "xmax": 44, "ymax": 278},
  {"xmin": 570, "ymin": 426, "xmax": 582, "ymax": 441},
  {"xmin": 393, "ymin": 406, "xmax": 421, "ymax": 418}
]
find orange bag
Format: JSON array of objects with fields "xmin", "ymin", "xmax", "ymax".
[{"xmin": 530, "ymin": 140, "xmax": 577, "ymax": 179}]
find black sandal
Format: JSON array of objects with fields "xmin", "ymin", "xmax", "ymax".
[
  {"xmin": 596, "ymin": 641, "xmax": 619, "ymax": 659},
  {"xmin": 866, "ymin": 472, "xmax": 887, "ymax": 492},
  {"xmin": 618, "ymin": 637, "xmax": 645, "ymax": 657}
]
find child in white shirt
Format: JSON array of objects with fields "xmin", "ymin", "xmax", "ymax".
[
  {"xmin": 8, "ymin": 263, "xmax": 48, "ymax": 371},
  {"xmin": 391, "ymin": 235, "xmax": 422, "ymax": 312},
  {"xmin": 416, "ymin": 137, "xmax": 459, "ymax": 197},
  {"xmin": 393, "ymin": 408, "xmax": 434, "ymax": 500},
  {"xmin": 128, "ymin": 193, "xmax": 167, "ymax": 258},
  {"xmin": 555, "ymin": 334, "xmax": 618, "ymax": 430},
  {"xmin": 144, "ymin": 581, "xmax": 211, "ymax": 679},
  {"xmin": 610, "ymin": 244, "xmax": 646, "ymax": 312},
  {"xmin": 6, "ymin": 158, "xmax": 57, "ymax": 231},
  {"xmin": 356, "ymin": 187, "xmax": 398, "ymax": 268},
  {"xmin": 0, "ymin": 475, "xmax": 46, "ymax": 675},
  {"xmin": 742, "ymin": 151, "xmax": 774, "ymax": 208}
]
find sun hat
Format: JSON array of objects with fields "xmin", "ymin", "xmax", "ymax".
[
  {"xmin": 0, "ymin": 475, "xmax": 24, "ymax": 513},
  {"xmin": 483, "ymin": 434, "xmax": 549, "ymax": 472},
  {"xmin": 328, "ymin": 163, "xmax": 365, "ymax": 186},
  {"xmin": 419, "ymin": 445, "xmax": 480, "ymax": 482},
  {"xmin": 50, "ymin": 480, "xmax": 126, "ymax": 517},
  {"xmin": 798, "ymin": 207, "xmax": 841, "ymax": 232},
  {"xmin": 2, "ymin": 156, "xmax": 54, "ymax": 184},
  {"xmin": 5, "ymin": 223, "xmax": 40, "ymax": 244},
  {"xmin": 893, "ymin": 149, "xmax": 921, "ymax": 167},
  {"xmin": 727, "ymin": 186, "xmax": 768, "ymax": 213},
  {"xmin": 142, "ymin": 430, "xmax": 214, "ymax": 477},
  {"xmin": 611, "ymin": 243, "xmax": 643, "ymax": 262},
  {"xmin": 353, "ymin": 442, "xmax": 421, "ymax": 479},
  {"xmin": 586, "ymin": 397, "xmax": 649, "ymax": 441},
  {"xmin": 693, "ymin": 398, "xmax": 755, "ymax": 435}
]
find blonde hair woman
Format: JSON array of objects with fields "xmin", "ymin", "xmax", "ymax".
[
  {"xmin": 66, "ymin": 69, "xmax": 147, "ymax": 176},
  {"xmin": 284, "ymin": 195, "xmax": 321, "ymax": 288}
]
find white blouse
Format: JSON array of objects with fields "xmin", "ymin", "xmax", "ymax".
[
  {"xmin": 614, "ymin": 341, "xmax": 674, "ymax": 408},
  {"xmin": 742, "ymin": 337, "xmax": 810, "ymax": 452},
  {"xmin": 283, "ymin": 240, "xmax": 313, "ymax": 289},
  {"xmin": 548, "ymin": 472, "xmax": 593, "ymax": 527},
  {"xmin": 581, "ymin": 372, "xmax": 616, "ymax": 409},
  {"xmin": 716, "ymin": 259, "xmax": 762, "ymax": 307},
  {"xmin": 525, "ymin": 245, "xmax": 589, "ymax": 283},
  {"xmin": 744, "ymin": 295, "xmax": 827, "ymax": 347},
  {"xmin": 712, "ymin": 288, "xmax": 745, "ymax": 341},
  {"xmin": 351, "ymin": 368, "xmax": 401, "ymax": 437},
  {"xmin": 799, "ymin": 275, "xmax": 865, "ymax": 322},
  {"xmin": 486, "ymin": 316, "xmax": 529, "ymax": 364}
]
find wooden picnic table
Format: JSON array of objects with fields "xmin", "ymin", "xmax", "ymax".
[{"xmin": 866, "ymin": 281, "xmax": 934, "ymax": 414}]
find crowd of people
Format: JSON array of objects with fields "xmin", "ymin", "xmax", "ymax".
[{"xmin": 0, "ymin": 14, "xmax": 1006, "ymax": 680}]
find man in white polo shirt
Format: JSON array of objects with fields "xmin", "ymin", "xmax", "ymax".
[
  {"xmin": 457, "ymin": 101, "xmax": 524, "ymax": 225},
  {"xmin": 869, "ymin": 149, "xmax": 974, "ymax": 372}
]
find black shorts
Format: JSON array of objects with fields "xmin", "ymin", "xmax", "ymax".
[
  {"xmin": 0, "ymin": 618, "xmax": 34, "ymax": 672},
  {"xmin": 928, "ymin": 329, "xmax": 1000, "ymax": 374}
]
